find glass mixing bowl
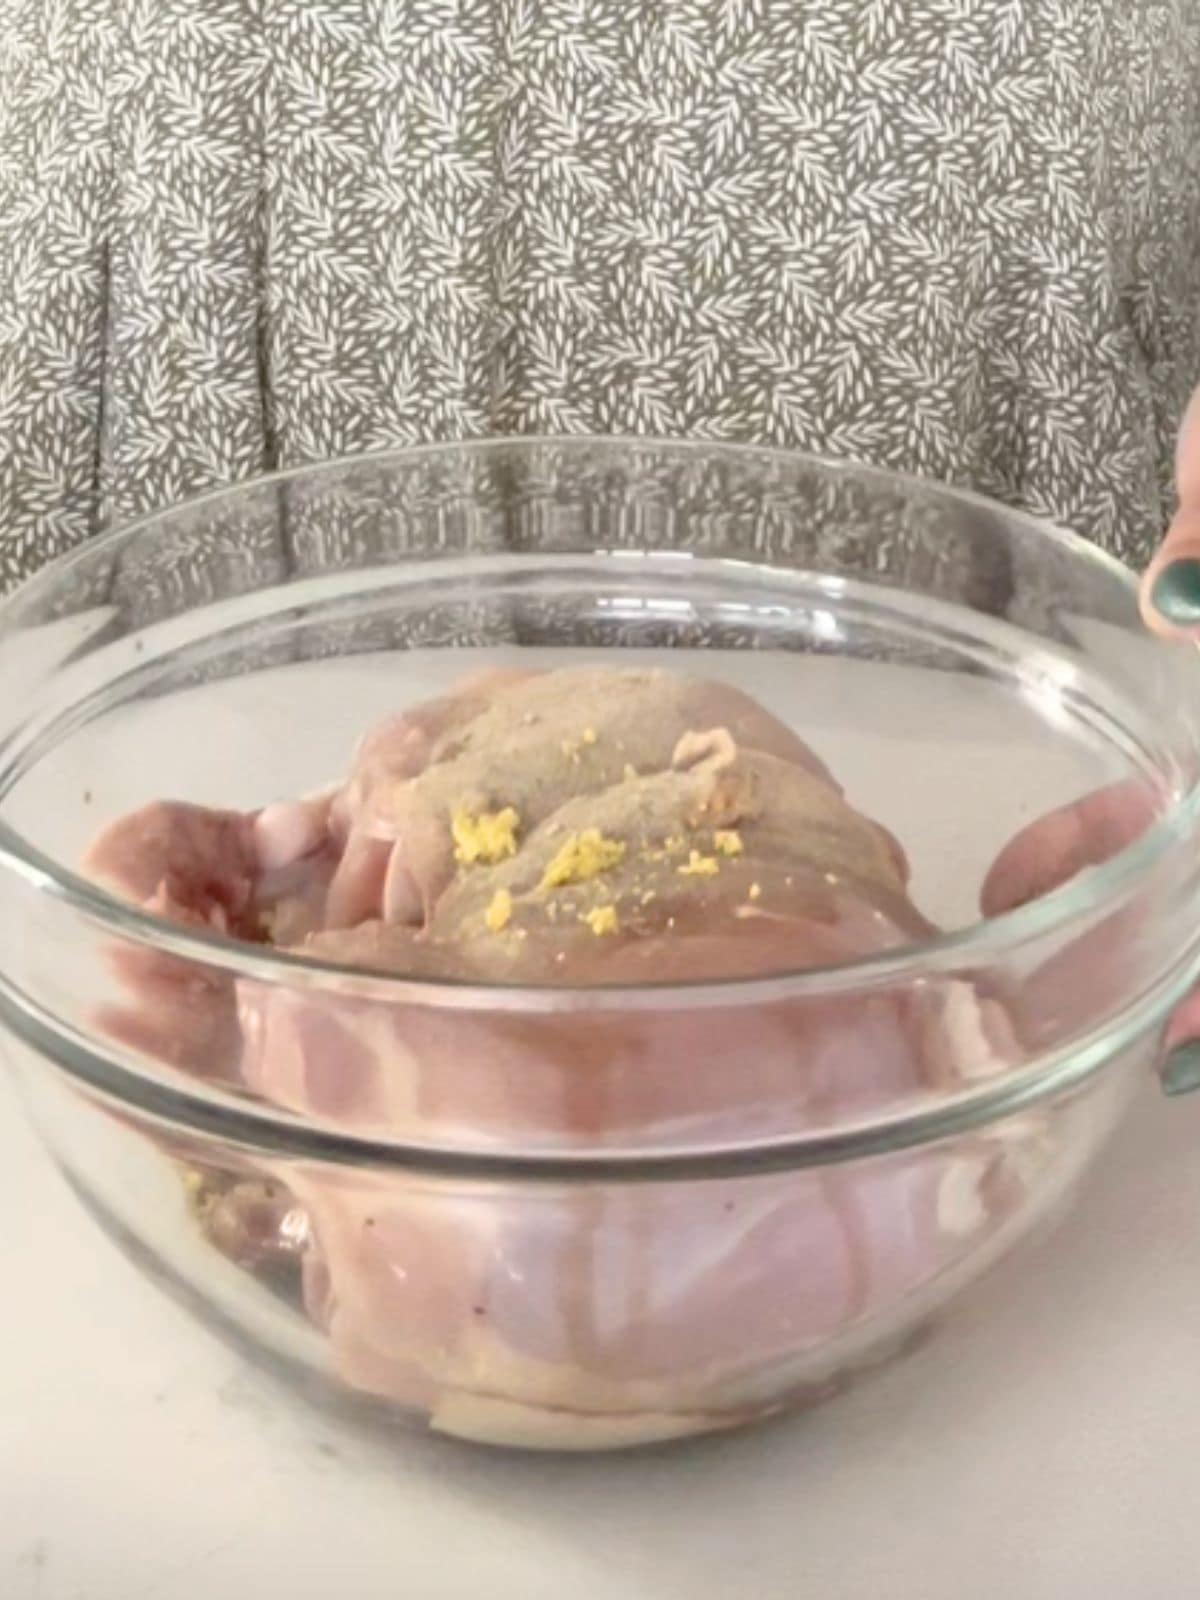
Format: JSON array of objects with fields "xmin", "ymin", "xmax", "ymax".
[{"xmin": 2, "ymin": 438, "xmax": 1200, "ymax": 1452}]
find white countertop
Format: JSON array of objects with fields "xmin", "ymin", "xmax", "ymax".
[{"xmin": 3, "ymin": 1067, "xmax": 1200, "ymax": 1600}]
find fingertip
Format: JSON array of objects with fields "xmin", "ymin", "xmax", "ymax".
[
  {"xmin": 1140, "ymin": 519, "xmax": 1200, "ymax": 637},
  {"xmin": 1143, "ymin": 558, "xmax": 1200, "ymax": 634},
  {"xmin": 1161, "ymin": 1041, "xmax": 1200, "ymax": 1097},
  {"xmin": 980, "ymin": 808, "xmax": 1081, "ymax": 919}
]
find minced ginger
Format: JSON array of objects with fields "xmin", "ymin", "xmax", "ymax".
[
  {"xmin": 541, "ymin": 829, "xmax": 627, "ymax": 890},
  {"xmin": 484, "ymin": 889, "xmax": 514, "ymax": 933},
  {"xmin": 452, "ymin": 806, "xmax": 521, "ymax": 865},
  {"xmin": 582, "ymin": 904, "xmax": 619, "ymax": 936},
  {"xmin": 678, "ymin": 850, "xmax": 720, "ymax": 878}
]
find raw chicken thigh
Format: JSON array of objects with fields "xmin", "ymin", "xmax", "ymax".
[{"xmin": 83, "ymin": 665, "xmax": 1029, "ymax": 1448}]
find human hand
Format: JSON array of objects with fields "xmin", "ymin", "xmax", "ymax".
[
  {"xmin": 981, "ymin": 780, "xmax": 1200, "ymax": 1091},
  {"xmin": 1142, "ymin": 385, "xmax": 1200, "ymax": 634},
  {"xmin": 985, "ymin": 388, "xmax": 1200, "ymax": 1091}
]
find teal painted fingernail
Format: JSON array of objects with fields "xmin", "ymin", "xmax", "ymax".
[
  {"xmin": 1150, "ymin": 560, "xmax": 1200, "ymax": 625},
  {"xmin": 1161, "ymin": 1043, "xmax": 1200, "ymax": 1096}
]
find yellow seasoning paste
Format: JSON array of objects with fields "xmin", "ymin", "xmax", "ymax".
[
  {"xmin": 484, "ymin": 888, "xmax": 514, "ymax": 933},
  {"xmin": 452, "ymin": 806, "xmax": 520, "ymax": 865},
  {"xmin": 713, "ymin": 829, "xmax": 743, "ymax": 857},
  {"xmin": 583, "ymin": 904, "xmax": 619, "ymax": 937},
  {"xmin": 541, "ymin": 829, "xmax": 626, "ymax": 890}
]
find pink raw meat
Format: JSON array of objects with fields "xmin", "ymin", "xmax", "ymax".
[{"xmin": 82, "ymin": 665, "xmax": 1026, "ymax": 1441}]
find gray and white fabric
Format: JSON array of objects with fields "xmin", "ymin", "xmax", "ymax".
[{"xmin": 2, "ymin": 0, "xmax": 1199, "ymax": 592}]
